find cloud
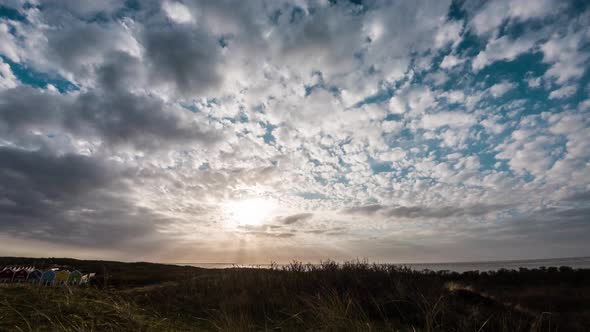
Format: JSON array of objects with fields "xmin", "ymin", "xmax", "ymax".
[
  {"xmin": 548, "ymin": 85, "xmax": 577, "ymax": 99},
  {"xmin": 578, "ymin": 99, "xmax": 590, "ymax": 111},
  {"xmin": 344, "ymin": 203, "xmax": 514, "ymax": 219},
  {"xmin": 542, "ymin": 27, "xmax": 590, "ymax": 84},
  {"xmin": 440, "ymin": 55, "xmax": 465, "ymax": 69},
  {"xmin": 0, "ymin": 22, "xmax": 21, "ymax": 62},
  {"xmin": 527, "ymin": 77, "xmax": 542, "ymax": 88},
  {"xmin": 67, "ymin": 91, "xmax": 223, "ymax": 148},
  {"xmin": 469, "ymin": 0, "xmax": 561, "ymax": 35},
  {"xmin": 46, "ymin": 22, "xmax": 135, "ymax": 79},
  {"xmin": 421, "ymin": 112, "xmax": 476, "ymax": 129},
  {"xmin": 472, "ymin": 36, "xmax": 535, "ymax": 71},
  {"xmin": 162, "ymin": 1, "xmax": 195, "ymax": 24},
  {"xmin": 0, "ymin": 58, "xmax": 17, "ymax": 89},
  {"xmin": 0, "ymin": 146, "xmax": 167, "ymax": 247},
  {"xmin": 434, "ymin": 20, "xmax": 463, "ymax": 49},
  {"xmin": 0, "ymin": 86, "xmax": 223, "ymax": 149},
  {"xmin": 277, "ymin": 213, "xmax": 314, "ymax": 225},
  {"xmin": 142, "ymin": 24, "xmax": 223, "ymax": 97},
  {"xmin": 489, "ymin": 81, "xmax": 514, "ymax": 97}
]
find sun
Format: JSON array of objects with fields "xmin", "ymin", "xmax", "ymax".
[{"xmin": 224, "ymin": 198, "xmax": 276, "ymax": 226}]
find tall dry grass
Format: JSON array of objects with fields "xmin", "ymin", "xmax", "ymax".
[{"xmin": 2, "ymin": 260, "xmax": 587, "ymax": 331}]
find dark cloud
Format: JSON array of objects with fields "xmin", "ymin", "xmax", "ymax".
[
  {"xmin": 142, "ymin": 25, "xmax": 222, "ymax": 97},
  {"xmin": 564, "ymin": 191, "xmax": 590, "ymax": 202},
  {"xmin": 474, "ymin": 205, "xmax": 590, "ymax": 253},
  {"xmin": 96, "ymin": 52, "xmax": 145, "ymax": 93},
  {"xmin": 344, "ymin": 203, "xmax": 515, "ymax": 219},
  {"xmin": 0, "ymin": 86, "xmax": 223, "ymax": 149},
  {"xmin": 0, "ymin": 86, "xmax": 64, "ymax": 133},
  {"xmin": 344, "ymin": 204, "xmax": 383, "ymax": 215},
  {"xmin": 277, "ymin": 213, "xmax": 314, "ymax": 225},
  {"xmin": 67, "ymin": 91, "xmax": 222, "ymax": 148},
  {"xmin": 47, "ymin": 23, "xmax": 123, "ymax": 75},
  {"xmin": 0, "ymin": 146, "xmax": 165, "ymax": 246},
  {"xmin": 302, "ymin": 226, "xmax": 348, "ymax": 236},
  {"xmin": 0, "ymin": 146, "xmax": 115, "ymax": 200}
]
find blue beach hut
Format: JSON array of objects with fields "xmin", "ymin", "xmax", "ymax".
[
  {"xmin": 40, "ymin": 270, "xmax": 56, "ymax": 286},
  {"xmin": 28, "ymin": 270, "xmax": 42, "ymax": 284}
]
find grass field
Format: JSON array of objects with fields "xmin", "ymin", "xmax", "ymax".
[{"xmin": 0, "ymin": 257, "xmax": 589, "ymax": 331}]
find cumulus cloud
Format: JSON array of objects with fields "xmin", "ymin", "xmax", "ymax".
[
  {"xmin": 276, "ymin": 213, "xmax": 314, "ymax": 225},
  {"xmin": 142, "ymin": 25, "xmax": 223, "ymax": 97},
  {"xmin": 548, "ymin": 85, "xmax": 577, "ymax": 99},
  {"xmin": 421, "ymin": 112, "xmax": 476, "ymax": 129},
  {"xmin": 0, "ymin": 58, "xmax": 17, "ymax": 89},
  {"xmin": 0, "ymin": 86, "xmax": 222, "ymax": 149},
  {"xmin": 0, "ymin": 146, "xmax": 167, "ymax": 247},
  {"xmin": 440, "ymin": 55, "xmax": 465, "ymax": 69},
  {"xmin": 542, "ymin": 28, "xmax": 590, "ymax": 84},
  {"xmin": 472, "ymin": 36, "xmax": 535, "ymax": 71},
  {"xmin": 0, "ymin": 22, "xmax": 21, "ymax": 62},
  {"xmin": 162, "ymin": 1, "xmax": 194, "ymax": 24},
  {"xmin": 489, "ymin": 81, "xmax": 514, "ymax": 98},
  {"xmin": 344, "ymin": 203, "xmax": 514, "ymax": 219},
  {"xmin": 469, "ymin": 0, "xmax": 561, "ymax": 35}
]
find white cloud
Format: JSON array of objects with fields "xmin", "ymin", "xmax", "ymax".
[
  {"xmin": 498, "ymin": 135, "xmax": 559, "ymax": 177},
  {"xmin": 381, "ymin": 120, "xmax": 403, "ymax": 134},
  {"xmin": 379, "ymin": 148, "xmax": 406, "ymax": 162},
  {"xmin": 472, "ymin": 36, "xmax": 535, "ymax": 71},
  {"xmin": 470, "ymin": 0, "xmax": 560, "ymax": 35},
  {"xmin": 407, "ymin": 88, "xmax": 436, "ymax": 115},
  {"xmin": 162, "ymin": 1, "xmax": 195, "ymax": 24},
  {"xmin": 388, "ymin": 95, "xmax": 406, "ymax": 114},
  {"xmin": 548, "ymin": 85, "xmax": 577, "ymax": 99},
  {"xmin": 578, "ymin": 99, "xmax": 590, "ymax": 111},
  {"xmin": 434, "ymin": 20, "xmax": 463, "ymax": 49},
  {"xmin": 0, "ymin": 22, "xmax": 21, "ymax": 62},
  {"xmin": 425, "ymin": 71, "xmax": 449, "ymax": 86},
  {"xmin": 440, "ymin": 54, "xmax": 465, "ymax": 69},
  {"xmin": 444, "ymin": 90, "xmax": 465, "ymax": 103},
  {"xmin": 0, "ymin": 58, "xmax": 17, "ymax": 89},
  {"xmin": 489, "ymin": 81, "xmax": 514, "ymax": 98},
  {"xmin": 421, "ymin": 112, "xmax": 476, "ymax": 129},
  {"xmin": 542, "ymin": 30, "xmax": 589, "ymax": 84},
  {"xmin": 527, "ymin": 77, "xmax": 542, "ymax": 88}
]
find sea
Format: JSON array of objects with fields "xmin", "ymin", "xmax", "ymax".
[{"xmin": 175, "ymin": 256, "xmax": 590, "ymax": 273}]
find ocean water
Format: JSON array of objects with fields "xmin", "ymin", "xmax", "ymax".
[
  {"xmin": 404, "ymin": 256, "xmax": 590, "ymax": 273},
  {"xmin": 177, "ymin": 256, "xmax": 590, "ymax": 273}
]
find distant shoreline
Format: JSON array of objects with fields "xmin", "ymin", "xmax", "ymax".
[{"xmin": 171, "ymin": 256, "xmax": 590, "ymax": 272}]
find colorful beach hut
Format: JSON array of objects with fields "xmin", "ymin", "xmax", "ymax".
[
  {"xmin": 27, "ymin": 270, "xmax": 42, "ymax": 284},
  {"xmin": 12, "ymin": 269, "xmax": 29, "ymax": 283},
  {"xmin": 80, "ymin": 273, "xmax": 95, "ymax": 285},
  {"xmin": 0, "ymin": 268, "xmax": 14, "ymax": 282},
  {"xmin": 54, "ymin": 270, "xmax": 70, "ymax": 286},
  {"xmin": 68, "ymin": 270, "xmax": 82, "ymax": 285},
  {"xmin": 40, "ymin": 270, "xmax": 56, "ymax": 286}
]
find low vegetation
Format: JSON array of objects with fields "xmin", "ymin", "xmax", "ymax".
[{"xmin": 0, "ymin": 257, "xmax": 589, "ymax": 331}]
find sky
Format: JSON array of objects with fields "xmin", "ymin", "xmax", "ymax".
[{"xmin": 0, "ymin": 0, "xmax": 589, "ymax": 264}]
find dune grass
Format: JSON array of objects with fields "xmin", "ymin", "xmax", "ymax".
[{"xmin": 0, "ymin": 259, "xmax": 588, "ymax": 331}]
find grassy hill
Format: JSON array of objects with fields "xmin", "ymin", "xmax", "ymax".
[{"xmin": 1, "ymin": 257, "xmax": 589, "ymax": 331}]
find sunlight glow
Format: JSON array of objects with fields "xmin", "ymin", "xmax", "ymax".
[{"xmin": 224, "ymin": 198, "xmax": 276, "ymax": 226}]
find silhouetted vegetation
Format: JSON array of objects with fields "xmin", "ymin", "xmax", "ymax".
[{"xmin": 1, "ymin": 257, "xmax": 589, "ymax": 331}]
